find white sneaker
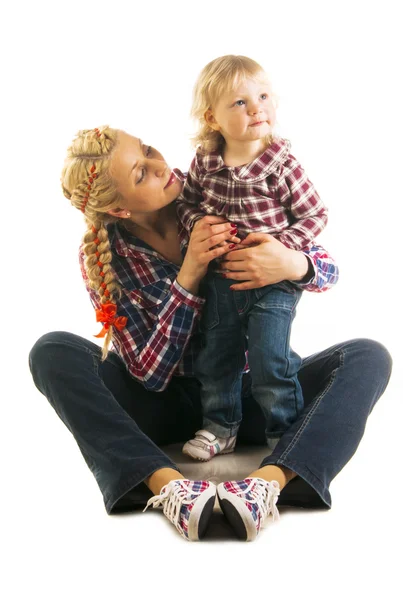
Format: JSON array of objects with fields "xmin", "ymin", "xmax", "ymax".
[
  {"xmin": 217, "ymin": 477, "xmax": 280, "ymax": 541},
  {"xmin": 182, "ymin": 429, "xmax": 237, "ymax": 461},
  {"xmin": 143, "ymin": 479, "xmax": 216, "ymax": 541}
]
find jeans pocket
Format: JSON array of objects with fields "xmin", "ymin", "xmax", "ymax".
[{"xmin": 254, "ymin": 282, "xmax": 302, "ymax": 311}]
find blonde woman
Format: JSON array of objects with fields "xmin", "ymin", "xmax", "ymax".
[{"xmin": 29, "ymin": 126, "xmax": 391, "ymax": 542}]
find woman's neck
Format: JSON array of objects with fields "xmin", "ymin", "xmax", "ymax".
[{"xmin": 124, "ymin": 203, "xmax": 177, "ymax": 240}]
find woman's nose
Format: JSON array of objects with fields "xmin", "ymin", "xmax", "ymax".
[{"xmin": 150, "ymin": 159, "xmax": 167, "ymax": 177}]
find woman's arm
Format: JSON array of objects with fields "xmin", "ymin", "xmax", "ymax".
[
  {"xmin": 217, "ymin": 232, "xmax": 339, "ymax": 293},
  {"xmin": 79, "ymin": 217, "xmax": 237, "ymax": 391}
]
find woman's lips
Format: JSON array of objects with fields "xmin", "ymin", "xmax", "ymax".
[
  {"xmin": 250, "ymin": 121, "xmax": 265, "ymax": 127},
  {"xmin": 164, "ymin": 171, "xmax": 177, "ymax": 189}
]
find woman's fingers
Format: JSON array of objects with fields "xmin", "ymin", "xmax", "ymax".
[
  {"xmin": 193, "ymin": 225, "xmax": 240, "ymax": 249},
  {"xmin": 226, "ymin": 281, "xmax": 257, "ymax": 291},
  {"xmin": 207, "ymin": 231, "xmax": 241, "ymax": 247},
  {"xmin": 219, "ymin": 258, "xmax": 247, "ymax": 271},
  {"xmin": 193, "ymin": 219, "xmax": 237, "ymax": 242},
  {"xmin": 203, "ymin": 242, "xmax": 240, "ymax": 262}
]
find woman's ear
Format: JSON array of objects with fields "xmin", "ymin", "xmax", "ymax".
[
  {"xmin": 106, "ymin": 207, "xmax": 130, "ymax": 218},
  {"xmin": 204, "ymin": 109, "xmax": 220, "ymax": 131}
]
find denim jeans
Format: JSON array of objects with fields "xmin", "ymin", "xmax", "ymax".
[
  {"xmin": 29, "ymin": 331, "xmax": 392, "ymax": 513},
  {"xmin": 195, "ymin": 273, "xmax": 303, "ymax": 448}
]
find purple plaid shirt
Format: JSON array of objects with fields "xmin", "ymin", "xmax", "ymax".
[
  {"xmin": 79, "ymin": 212, "xmax": 339, "ymax": 392},
  {"xmin": 176, "ymin": 138, "xmax": 328, "ymax": 250}
]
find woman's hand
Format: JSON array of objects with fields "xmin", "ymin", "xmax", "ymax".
[
  {"xmin": 177, "ymin": 216, "xmax": 240, "ymax": 294},
  {"xmin": 217, "ymin": 232, "xmax": 311, "ymax": 291}
]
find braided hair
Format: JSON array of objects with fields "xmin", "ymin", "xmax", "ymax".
[{"xmin": 61, "ymin": 126, "xmax": 126, "ymax": 359}]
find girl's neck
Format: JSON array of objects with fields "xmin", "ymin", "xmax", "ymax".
[{"xmin": 223, "ymin": 138, "xmax": 267, "ymax": 167}]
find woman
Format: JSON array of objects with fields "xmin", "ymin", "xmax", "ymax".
[{"xmin": 29, "ymin": 126, "xmax": 392, "ymax": 542}]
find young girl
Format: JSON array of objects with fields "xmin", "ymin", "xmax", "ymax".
[{"xmin": 177, "ymin": 55, "xmax": 330, "ymax": 461}]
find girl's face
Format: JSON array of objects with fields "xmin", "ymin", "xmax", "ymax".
[
  {"xmin": 109, "ymin": 131, "xmax": 182, "ymax": 215},
  {"xmin": 206, "ymin": 77, "xmax": 275, "ymax": 145}
]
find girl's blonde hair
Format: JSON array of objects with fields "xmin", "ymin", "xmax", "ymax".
[
  {"xmin": 61, "ymin": 126, "xmax": 124, "ymax": 359},
  {"xmin": 191, "ymin": 55, "xmax": 276, "ymax": 154}
]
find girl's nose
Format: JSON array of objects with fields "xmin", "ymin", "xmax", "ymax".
[{"xmin": 248, "ymin": 101, "xmax": 260, "ymax": 115}]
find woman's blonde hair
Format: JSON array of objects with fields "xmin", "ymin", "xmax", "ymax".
[
  {"xmin": 61, "ymin": 125, "xmax": 124, "ymax": 360},
  {"xmin": 191, "ymin": 55, "xmax": 276, "ymax": 154}
]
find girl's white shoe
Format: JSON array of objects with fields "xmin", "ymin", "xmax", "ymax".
[{"xmin": 182, "ymin": 429, "xmax": 237, "ymax": 461}]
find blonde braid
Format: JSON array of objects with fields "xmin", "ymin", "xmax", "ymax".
[{"xmin": 61, "ymin": 126, "xmax": 127, "ymax": 360}]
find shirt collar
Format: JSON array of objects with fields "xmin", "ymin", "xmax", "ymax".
[
  {"xmin": 110, "ymin": 221, "xmax": 158, "ymax": 259},
  {"xmin": 109, "ymin": 208, "xmax": 189, "ymax": 260},
  {"xmin": 198, "ymin": 137, "xmax": 291, "ymax": 182}
]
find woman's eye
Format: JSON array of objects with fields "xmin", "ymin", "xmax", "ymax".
[
  {"xmin": 137, "ymin": 167, "xmax": 146, "ymax": 184},
  {"xmin": 260, "ymin": 94, "xmax": 268, "ymax": 100}
]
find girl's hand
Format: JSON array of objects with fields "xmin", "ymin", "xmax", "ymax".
[
  {"xmin": 177, "ymin": 216, "xmax": 241, "ymax": 294},
  {"xmin": 216, "ymin": 232, "xmax": 310, "ymax": 291}
]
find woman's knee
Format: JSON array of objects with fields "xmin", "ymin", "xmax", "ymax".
[
  {"xmin": 347, "ymin": 338, "xmax": 392, "ymax": 379},
  {"xmin": 29, "ymin": 331, "xmax": 90, "ymax": 377}
]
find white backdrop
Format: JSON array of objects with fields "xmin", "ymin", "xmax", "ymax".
[{"xmin": 2, "ymin": 0, "xmax": 402, "ymax": 598}]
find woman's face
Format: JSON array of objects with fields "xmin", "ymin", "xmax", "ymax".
[{"xmin": 109, "ymin": 131, "xmax": 183, "ymax": 215}]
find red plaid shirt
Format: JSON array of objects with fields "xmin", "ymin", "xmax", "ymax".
[
  {"xmin": 79, "ymin": 210, "xmax": 339, "ymax": 391},
  {"xmin": 176, "ymin": 138, "xmax": 328, "ymax": 250}
]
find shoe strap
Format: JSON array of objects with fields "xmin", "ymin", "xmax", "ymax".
[{"xmin": 194, "ymin": 429, "xmax": 217, "ymax": 442}]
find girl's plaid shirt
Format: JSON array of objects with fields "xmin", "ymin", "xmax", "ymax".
[
  {"xmin": 176, "ymin": 138, "xmax": 328, "ymax": 250},
  {"xmin": 79, "ymin": 217, "xmax": 339, "ymax": 392}
]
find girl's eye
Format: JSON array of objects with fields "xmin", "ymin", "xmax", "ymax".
[
  {"xmin": 235, "ymin": 100, "xmax": 245, "ymax": 106},
  {"xmin": 260, "ymin": 94, "xmax": 268, "ymax": 100}
]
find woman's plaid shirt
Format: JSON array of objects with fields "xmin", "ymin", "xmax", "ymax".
[
  {"xmin": 79, "ymin": 216, "xmax": 339, "ymax": 392},
  {"xmin": 176, "ymin": 138, "xmax": 328, "ymax": 250}
]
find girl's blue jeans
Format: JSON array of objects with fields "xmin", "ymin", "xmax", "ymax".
[
  {"xmin": 29, "ymin": 332, "xmax": 392, "ymax": 514},
  {"xmin": 195, "ymin": 274, "xmax": 303, "ymax": 448}
]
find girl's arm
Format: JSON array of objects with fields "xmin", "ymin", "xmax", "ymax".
[
  {"xmin": 176, "ymin": 156, "xmax": 208, "ymax": 232},
  {"xmin": 277, "ymin": 153, "xmax": 329, "ymax": 250}
]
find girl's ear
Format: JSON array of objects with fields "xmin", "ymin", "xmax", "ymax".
[{"xmin": 204, "ymin": 109, "xmax": 220, "ymax": 131}]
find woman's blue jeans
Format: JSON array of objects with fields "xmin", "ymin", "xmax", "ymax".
[
  {"xmin": 195, "ymin": 274, "xmax": 303, "ymax": 448},
  {"xmin": 29, "ymin": 332, "xmax": 392, "ymax": 514}
]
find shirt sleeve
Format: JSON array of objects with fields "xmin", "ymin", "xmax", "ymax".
[
  {"xmin": 277, "ymin": 153, "xmax": 329, "ymax": 250},
  {"xmin": 176, "ymin": 155, "xmax": 207, "ymax": 232},
  {"xmin": 294, "ymin": 244, "xmax": 339, "ymax": 292},
  {"xmin": 79, "ymin": 248, "xmax": 205, "ymax": 391}
]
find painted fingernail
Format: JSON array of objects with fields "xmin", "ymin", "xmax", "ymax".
[
  {"xmin": 230, "ymin": 228, "xmax": 238, "ymax": 234},
  {"xmin": 229, "ymin": 243, "xmax": 236, "ymax": 249}
]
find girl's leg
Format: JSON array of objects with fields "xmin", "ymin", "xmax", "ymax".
[
  {"xmin": 247, "ymin": 284, "xmax": 303, "ymax": 450},
  {"xmin": 29, "ymin": 331, "xmax": 203, "ymax": 514},
  {"xmin": 244, "ymin": 338, "xmax": 392, "ymax": 507},
  {"xmin": 194, "ymin": 275, "xmax": 247, "ymax": 439}
]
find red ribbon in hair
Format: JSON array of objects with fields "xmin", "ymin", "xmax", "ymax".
[{"xmin": 94, "ymin": 302, "xmax": 128, "ymax": 338}]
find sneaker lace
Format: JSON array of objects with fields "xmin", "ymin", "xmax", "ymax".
[
  {"xmin": 143, "ymin": 480, "xmax": 194, "ymax": 531},
  {"xmin": 243, "ymin": 478, "xmax": 280, "ymax": 525}
]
